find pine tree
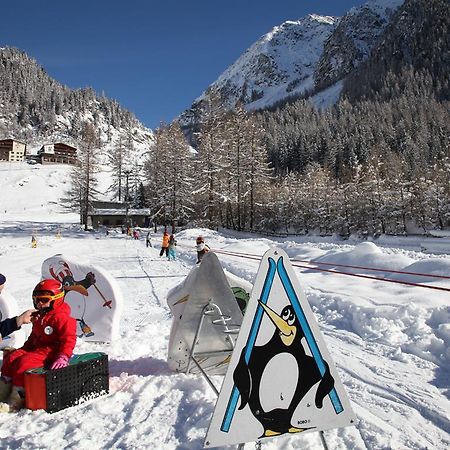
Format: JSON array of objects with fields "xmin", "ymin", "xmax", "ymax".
[
  {"xmin": 107, "ymin": 135, "xmax": 129, "ymax": 201},
  {"xmin": 164, "ymin": 121, "xmax": 195, "ymax": 230},
  {"xmin": 75, "ymin": 122, "xmax": 101, "ymax": 230},
  {"xmin": 194, "ymin": 91, "xmax": 228, "ymax": 228},
  {"xmin": 144, "ymin": 124, "xmax": 171, "ymax": 226}
]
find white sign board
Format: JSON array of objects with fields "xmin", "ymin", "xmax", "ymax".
[
  {"xmin": 205, "ymin": 248, "xmax": 355, "ymax": 447},
  {"xmin": 41, "ymin": 254, "xmax": 123, "ymax": 342}
]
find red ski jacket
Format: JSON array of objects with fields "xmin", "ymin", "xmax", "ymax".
[{"xmin": 22, "ymin": 301, "xmax": 77, "ymax": 359}]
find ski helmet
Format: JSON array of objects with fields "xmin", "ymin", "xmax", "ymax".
[{"xmin": 32, "ymin": 279, "xmax": 64, "ymax": 309}]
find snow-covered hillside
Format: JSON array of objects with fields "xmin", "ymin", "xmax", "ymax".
[
  {"xmin": 0, "ymin": 162, "xmax": 77, "ymax": 222},
  {"xmin": 180, "ymin": 0, "xmax": 405, "ymax": 125},
  {"xmin": 0, "ymin": 47, "xmax": 154, "ymax": 153},
  {"xmin": 0, "ymin": 162, "xmax": 449, "ymax": 449},
  {"xmin": 187, "ymin": 14, "xmax": 337, "ymax": 116},
  {"xmin": 0, "ymin": 161, "xmax": 118, "ymax": 221}
]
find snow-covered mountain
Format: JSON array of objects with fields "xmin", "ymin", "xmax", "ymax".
[
  {"xmin": 180, "ymin": 0, "xmax": 404, "ymax": 128},
  {"xmin": 0, "ymin": 47, "xmax": 154, "ymax": 162},
  {"xmin": 202, "ymin": 14, "xmax": 337, "ymax": 111}
]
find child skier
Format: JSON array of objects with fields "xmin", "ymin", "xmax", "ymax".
[
  {"xmin": 0, "ymin": 279, "xmax": 77, "ymax": 412},
  {"xmin": 168, "ymin": 234, "xmax": 177, "ymax": 261},
  {"xmin": 196, "ymin": 236, "xmax": 210, "ymax": 264}
]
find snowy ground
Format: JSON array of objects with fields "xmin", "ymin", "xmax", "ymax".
[{"xmin": 0, "ymin": 162, "xmax": 449, "ymax": 449}]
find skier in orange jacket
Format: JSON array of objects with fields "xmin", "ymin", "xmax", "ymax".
[{"xmin": 160, "ymin": 231, "xmax": 170, "ymax": 257}]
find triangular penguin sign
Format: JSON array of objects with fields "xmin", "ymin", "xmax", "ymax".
[{"xmin": 204, "ymin": 248, "xmax": 356, "ymax": 448}]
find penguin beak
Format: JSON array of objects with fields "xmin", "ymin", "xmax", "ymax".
[
  {"xmin": 259, "ymin": 301, "xmax": 297, "ymax": 346},
  {"xmin": 65, "ymin": 284, "xmax": 89, "ymax": 296}
]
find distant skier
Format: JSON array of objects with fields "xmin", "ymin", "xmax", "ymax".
[
  {"xmin": 146, "ymin": 231, "xmax": 152, "ymax": 248},
  {"xmin": 168, "ymin": 234, "xmax": 177, "ymax": 261},
  {"xmin": 196, "ymin": 236, "xmax": 210, "ymax": 264},
  {"xmin": 160, "ymin": 231, "xmax": 170, "ymax": 257}
]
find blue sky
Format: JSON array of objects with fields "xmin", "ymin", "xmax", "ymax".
[{"xmin": 2, "ymin": 1, "xmax": 366, "ymax": 129}]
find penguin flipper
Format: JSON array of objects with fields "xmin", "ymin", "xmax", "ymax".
[
  {"xmin": 233, "ymin": 348, "xmax": 251, "ymax": 410},
  {"xmin": 81, "ymin": 271, "xmax": 96, "ymax": 288},
  {"xmin": 315, "ymin": 360, "xmax": 335, "ymax": 408}
]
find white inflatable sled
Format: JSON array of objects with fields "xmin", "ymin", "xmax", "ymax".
[
  {"xmin": 166, "ymin": 252, "xmax": 251, "ymax": 376},
  {"xmin": 0, "ymin": 290, "xmax": 26, "ymax": 349},
  {"xmin": 41, "ymin": 254, "xmax": 123, "ymax": 342}
]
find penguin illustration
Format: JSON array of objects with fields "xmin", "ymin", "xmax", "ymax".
[
  {"xmin": 49, "ymin": 261, "xmax": 98, "ymax": 337},
  {"xmin": 233, "ymin": 302, "xmax": 335, "ymax": 438},
  {"xmin": 49, "ymin": 261, "xmax": 96, "ymax": 297}
]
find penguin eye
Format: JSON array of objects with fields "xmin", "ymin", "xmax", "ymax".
[
  {"xmin": 282, "ymin": 310, "xmax": 290, "ymax": 320},
  {"xmin": 287, "ymin": 316, "xmax": 295, "ymax": 326}
]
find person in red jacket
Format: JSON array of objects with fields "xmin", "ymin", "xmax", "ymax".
[{"xmin": 0, "ymin": 279, "xmax": 77, "ymax": 412}]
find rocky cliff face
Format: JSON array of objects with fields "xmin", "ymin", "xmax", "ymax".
[{"xmin": 314, "ymin": 0, "xmax": 403, "ymax": 91}]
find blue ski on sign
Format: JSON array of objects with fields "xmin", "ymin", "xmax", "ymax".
[
  {"xmin": 276, "ymin": 256, "xmax": 343, "ymax": 414},
  {"xmin": 220, "ymin": 256, "xmax": 277, "ymax": 432}
]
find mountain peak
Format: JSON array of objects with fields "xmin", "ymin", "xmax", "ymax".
[
  {"xmin": 191, "ymin": 13, "xmax": 338, "ymax": 115},
  {"xmin": 179, "ymin": 0, "xmax": 406, "ymax": 130}
]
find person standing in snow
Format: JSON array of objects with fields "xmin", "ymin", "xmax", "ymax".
[
  {"xmin": 146, "ymin": 231, "xmax": 152, "ymax": 247},
  {"xmin": 160, "ymin": 231, "xmax": 170, "ymax": 257},
  {"xmin": 168, "ymin": 234, "xmax": 177, "ymax": 261},
  {"xmin": 0, "ymin": 279, "xmax": 77, "ymax": 412},
  {"xmin": 196, "ymin": 236, "xmax": 210, "ymax": 264}
]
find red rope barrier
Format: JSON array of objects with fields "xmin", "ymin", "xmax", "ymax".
[
  {"xmin": 292, "ymin": 259, "xmax": 450, "ymax": 280},
  {"xmin": 212, "ymin": 248, "xmax": 450, "ymax": 293}
]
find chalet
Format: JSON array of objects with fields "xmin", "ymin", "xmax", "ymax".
[
  {"xmin": 0, "ymin": 139, "xmax": 27, "ymax": 162},
  {"xmin": 38, "ymin": 142, "xmax": 77, "ymax": 165},
  {"xmin": 88, "ymin": 201, "xmax": 151, "ymax": 229}
]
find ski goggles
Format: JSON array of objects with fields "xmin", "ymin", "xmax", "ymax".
[{"xmin": 32, "ymin": 291, "xmax": 64, "ymax": 303}]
